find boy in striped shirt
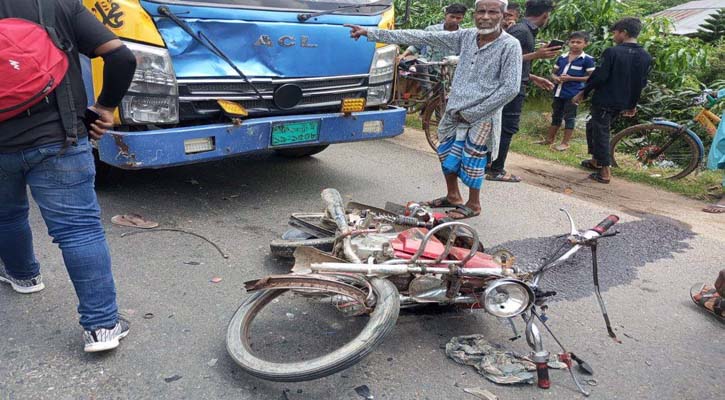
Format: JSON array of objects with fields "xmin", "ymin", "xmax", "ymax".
[{"xmin": 539, "ymin": 31, "xmax": 595, "ymax": 151}]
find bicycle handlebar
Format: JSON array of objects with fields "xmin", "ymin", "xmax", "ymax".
[{"xmin": 591, "ymin": 215, "xmax": 620, "ymax": 235}]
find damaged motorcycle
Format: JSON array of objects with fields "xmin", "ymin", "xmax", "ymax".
[{"xmin": 226, "ymin": 189, "xmax": 620, "ymax": 395}]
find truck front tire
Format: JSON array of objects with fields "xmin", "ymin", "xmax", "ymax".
[{"xmin": 273, "ymin": 145, "xmax": 329, "ymax": 158}]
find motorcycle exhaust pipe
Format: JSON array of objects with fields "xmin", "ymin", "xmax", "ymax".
[{"xmin": 321, "ymin": 189, "xmax": 361, "ymax": 264}]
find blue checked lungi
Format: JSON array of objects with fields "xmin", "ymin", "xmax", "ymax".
[{"xmin": 437, "ymin": 115, "xmax": 494, "ymax": 190}]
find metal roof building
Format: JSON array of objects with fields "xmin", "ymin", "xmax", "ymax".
[{"xmin": 651, "ymin": 0, "xmax": 724, "ymax": 35}]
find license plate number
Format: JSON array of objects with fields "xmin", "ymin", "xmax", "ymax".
[{"xmin": 271, "ymin": 121, "xmax": 320, "ymax": 146}]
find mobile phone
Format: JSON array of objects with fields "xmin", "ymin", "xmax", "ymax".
[
  {"xmin": 83, "ymin": 108, "xmax": 101, "ymax": 132},
  {"xmin": 547, "ymin": 39, "xmax": 565, "ymax": 48}
]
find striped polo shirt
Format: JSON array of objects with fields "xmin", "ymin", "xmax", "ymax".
[{"xmin": 553, "ymin": 52, "xmax": 596, "ymax": 99}]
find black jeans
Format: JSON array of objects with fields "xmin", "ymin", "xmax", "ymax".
[
  {"xmin": 551, "ymin": 97, "xmax": 578, "ymax": 130},
  {"xmin": 586, "ymin": 105, "xmax": 619, "ymax": 166},
  {"xmin": 490, "ymin": 92, "xmax": 526, "ymax": 173}
]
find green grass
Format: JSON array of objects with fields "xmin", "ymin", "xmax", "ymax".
[
  {"xmin": 405, "ymin": 114, "xmax": 422, "ymax": 130},
  {"xmin": 404, "ymin": 106, "xmax": 724, "ymax": 200}
]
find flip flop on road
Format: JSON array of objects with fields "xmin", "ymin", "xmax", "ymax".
[
  {"xmin": 580, "ymin": 159, "xmax": 601, "ymax": 170},
  {"xmin": 486, "ymin": 172, "xmax": 522, "ymax": 183},
  {"xmin": 703, "ymin": 203, "xmax": 725, "ymax": 214},
  {"xmin": 421, "ymin": 196, "xmax": 463, "ymax": 208},
  {"xmin": 690, "ymin": 283, "xmax": 725, "ymax": 321},
  {"xmin": 446, "ymin": 205, "xmax": 480, "ymax": 220},
  {"xmin": 111, "ymin": 214, "xmax": 159, "ymax": 229},
  {"xmin": 588, "ymin": 172, "xmax": 611, "ymax": 184}
]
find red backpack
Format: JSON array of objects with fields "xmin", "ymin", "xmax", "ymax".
[{"xmin": 0, "ymin": 0, "xmax": 76, "ymax": 139}]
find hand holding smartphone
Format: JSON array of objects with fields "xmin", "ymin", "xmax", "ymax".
[
  {"xmin": 546, "ymin": 39, "xmax": 565, "ymax": 49},
  {"xmin": 83, "ymin": 108, "xmax": 101, "ymax": 132}
]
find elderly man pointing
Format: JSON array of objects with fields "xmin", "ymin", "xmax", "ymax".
[{"xmin": 348, "ymin": 0, "xmax": 521, "ymax": 219}]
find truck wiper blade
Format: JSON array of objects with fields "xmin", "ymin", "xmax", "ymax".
[
  {"xmin": 157, "ymin": 6, "xmax": 269, "ymax": 112},
  {"xmin": 298, "ymin": 0, "xmax": 391, "ymax": 22}
]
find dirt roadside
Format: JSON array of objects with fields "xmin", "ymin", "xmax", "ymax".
[{"xmin": 386, "ymin": 127, "xmax": 725, "ymax": 241}]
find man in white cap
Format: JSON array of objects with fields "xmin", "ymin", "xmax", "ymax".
[{"xmin": 347, "ymin": 0, "xmax": 521, "ymax": 219}]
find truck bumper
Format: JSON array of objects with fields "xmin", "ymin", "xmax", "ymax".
[{"xmin": 97, "ymin": 106, "xmax": 406, "ymax": 169}]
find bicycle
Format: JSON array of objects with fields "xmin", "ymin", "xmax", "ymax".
[
  {"xmin": 610, "ymin": 89, "xmax": 722, "ymax": 180},
  {"xmin": 392, "ymin": 57, "xmax": 457, "ymax": 151}
]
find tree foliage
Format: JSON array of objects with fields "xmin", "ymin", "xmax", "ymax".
[{"xmin": 696, "ymin": 8, "xmax": 725, "ymax": 43}]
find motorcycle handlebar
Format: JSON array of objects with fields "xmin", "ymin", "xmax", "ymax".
[{"xmin": 591, "ymin": 215, "xmax": 619, "ymax": 234}]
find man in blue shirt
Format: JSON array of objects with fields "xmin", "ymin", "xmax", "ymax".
[{"xmin": 538, "ymin": 31, "xmax": 595, "ymax": 151}]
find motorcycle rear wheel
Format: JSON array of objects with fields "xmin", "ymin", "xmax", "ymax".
[{"xmin": 226, "ymin": 277, "xmax": 400, "ymax": 381}]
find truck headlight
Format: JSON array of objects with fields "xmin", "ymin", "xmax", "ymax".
[
  {"xmin": 120, "ymin": 41, "xmax": 179, "ymax": 124},
  {"xmin": 368, "ymin": 45, "xmax": 396, "ymax": 85},
  {"xmin": 366, "ymin": 45, "xmax": 396, "ymax": 107},
  {"xmin": 366, "ymin": 82, "xmax": 393, "ymax": 107}
]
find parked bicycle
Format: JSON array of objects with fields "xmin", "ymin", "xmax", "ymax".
[
  {"xmin": 393, "ymin": 56, "xmax": 457, "ymax": 151},
  {"xmin": 610, "ymin": 89, "xmax": 722, "ymax": 180}
]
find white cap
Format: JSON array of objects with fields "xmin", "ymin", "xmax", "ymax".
[{"xmin": 475, "ymin": 0, "xmax": 509, "ymax": 7}]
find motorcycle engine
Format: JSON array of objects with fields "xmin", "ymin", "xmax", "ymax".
[{"xmin": 350, "ymin": 233, "xmax": 398, "ymax": 262}]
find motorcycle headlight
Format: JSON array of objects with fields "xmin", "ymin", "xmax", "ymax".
[
  {"xmin": 482, "ymin": 279, "xmax": 534, "ymax": 318},
  {"xmin": 120, "ymin": 41, "xmax": 179, "ymax": 124}
]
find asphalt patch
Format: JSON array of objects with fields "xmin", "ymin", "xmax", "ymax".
[{"xmin": 490, "ymin": 215, "xmax": 695, "ymax": 302}]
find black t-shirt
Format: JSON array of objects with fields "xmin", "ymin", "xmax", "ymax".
[
  {"xmin": 582, "ymin": 43, "xmax": 653, "ymax": 111},
  {"xmin": 506, "ymin": 19, "xmax": 538, "ymax": 86},
  {"xmin": 0, "ymin": 0, "xmax": 117, "ymax": 153}
]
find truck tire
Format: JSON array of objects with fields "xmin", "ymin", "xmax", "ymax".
[
  {"xmin": 274, "ymin": 145, "xmax": 329, "ymax": 158},
  {"xmin": 226, "ymin": 277, "xmax": 400, "ymax": 382}
]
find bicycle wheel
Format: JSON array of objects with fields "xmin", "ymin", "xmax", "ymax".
[
  {"xmin": 422, "ymin": 96, "xmax": 446, "ymax": 151},
  {"xmin": 610, "ymin": 124, "xmax": 702, "ymax": 180},
  {"xmin": 226, "ymin": 275, "xmax": 400, "ymax": 382}
]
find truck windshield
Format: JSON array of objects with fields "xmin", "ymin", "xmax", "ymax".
[{"xmin": 154, "ymin": 0, "xmax": 393, "ymax": 13}]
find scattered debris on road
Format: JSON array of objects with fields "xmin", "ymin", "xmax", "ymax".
[
  {"xmin": 164, "ymin": 374, "xmax": 182, "ymax": 383},
  {"xmin": 354, "ymin": 385, "xmax": 374, "ymax": 399},
  {"xmin": 120, "ymin": 228, "xmax": 229, "ymax": 259},
  {"xmin": 211, "ymin": 277, "xmax": 223, "ymax": 283},
  {"xmin": 111, "ymin": 214, "xmax": 159, "ymax": 229},
  {"xmin": 143, "ymin": 313, "xmax": 154, "ymax": 320},
  {"xmin": 446, "ymin": 335, "xmax": 567, "ymax": 385},
  {"xmin": 462, "ymin": 387, "xmax": 498, "ymax": 400}
]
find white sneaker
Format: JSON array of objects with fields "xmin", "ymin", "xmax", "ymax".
[
  {"xmin": 0, "ymin": 266, "xmax": 45, "ymax": 294},
  {"xmin": 83, "ymin": 318, "xmax": 130, "ymax": 353}
]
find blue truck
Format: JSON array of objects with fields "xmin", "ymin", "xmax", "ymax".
[{"xmin": 81, "ymin": 0, "xmax": 409, "ymax": 171}]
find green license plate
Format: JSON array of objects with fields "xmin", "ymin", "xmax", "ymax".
[{"xmin": 271, "ymin": 120, "xmax": 320, "ymax": 146}]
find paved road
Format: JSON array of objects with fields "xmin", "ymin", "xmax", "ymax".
[{"xmin": 1, "ymin": 139, "xmax": 723, "ymax": 400}]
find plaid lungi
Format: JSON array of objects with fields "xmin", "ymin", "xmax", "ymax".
[{"xmin": 437, "ymin": 115, "xmax": 494, "ymax": 190}]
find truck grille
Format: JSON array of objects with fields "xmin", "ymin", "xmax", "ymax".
[{"xmin": 177, "ymin": 75, "xmax": 368, "ymax": 118}]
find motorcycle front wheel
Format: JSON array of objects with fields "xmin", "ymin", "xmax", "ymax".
[{"xmin": 226, "ymin": 276, "xmax": 400, "ymax": 382}]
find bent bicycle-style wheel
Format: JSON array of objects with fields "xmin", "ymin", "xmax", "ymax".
[
  {"xmin": 226, "ymin": 276, "xmax": 400, "ymax": 382},
  {"xmin": 610, "ymin": 124, "xmax": 702, "ymax": 180},
  {"xmin": 422, "ymin": 96, "xmax": 446, "ymax": 152}
]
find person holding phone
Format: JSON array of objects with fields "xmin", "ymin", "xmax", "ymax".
[
  {"xmin": 0, "ymin": 0, "xmax": 136, "ymax": 352},
  {"xmin": 537, "ymin": 31, "xmax": 595, "ymax": 151},
  {"xmin": 486, "ymin": 0, "xmax": 559, "ymax": 183}
]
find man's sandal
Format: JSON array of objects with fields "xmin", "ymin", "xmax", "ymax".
[
  {"xmin": 702, "ymin": 204, "xmax": 725, "ymax": 214},
  {"xmin": 588, "ymin": 172, "xmax": 611, "ymax": 184},
  {"xmin": 580, "ymin": 159, "xmax": 601, "ymax": 170},
  {"xmin": 486, "ymin": 172, "xmax": 522, "ymax": 183},
  {"xmin": 421, "ymin": 196, "xmax": 462, "ymax": 208},
  {"xmin": 446, "ymin": 205, "xmax": 480, "ymax": 220},
  {"xmin": 690, "ymin": 283, "xmax": 725, "ymax": 321}
]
